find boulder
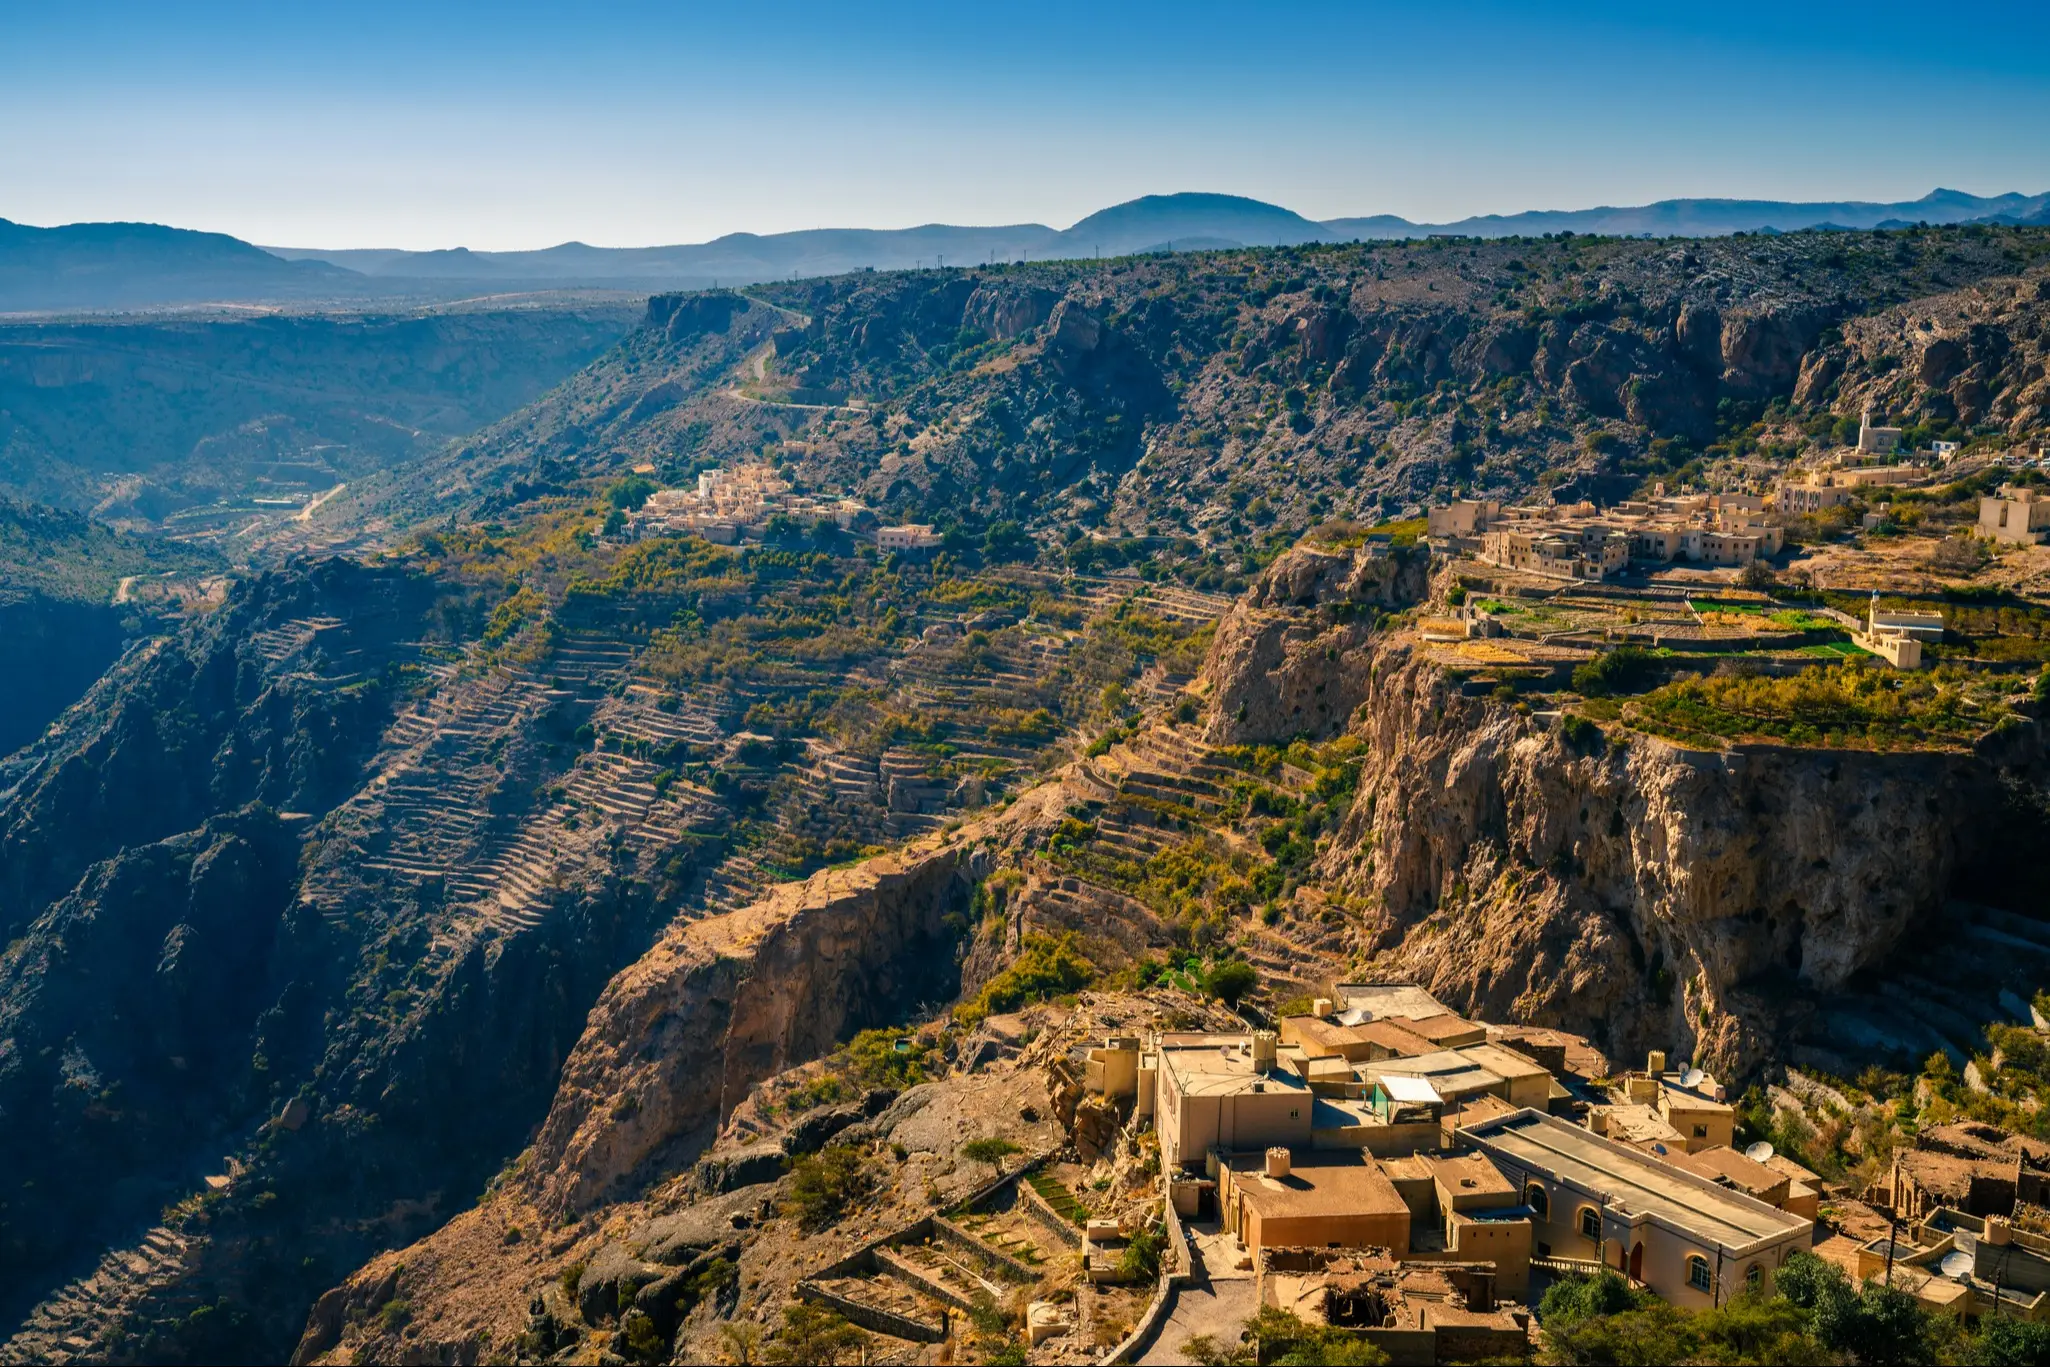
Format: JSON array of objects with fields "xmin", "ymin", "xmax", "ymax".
[
  {"xmin": 781, "ymin": 1104, "xmax": 865, "ymax": 1156},
  {"xmin": 694, "ymin": 1148, "xmax": 787, "ymax": 1193},
  {"xmin": 576, "ymin": 1241, "xmax": 664, "ymax": 1325}
]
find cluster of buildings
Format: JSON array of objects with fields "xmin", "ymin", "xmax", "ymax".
[
  {"xmin": 1795, "ymin": 1123, "xmax": 2050, "ymax": 1321},
  {"xmin": 1076, "ymin": 980, "xmax": 2050, "ymax": 1353},
  {"xmin": 626, "ymin": 464, "xmax": 872, "ymax": 544},
  {"xmin": 1079, "ymin": 983, "xmax": 1822, "ymax": 1343},
  {"xmin": 1429, "ymin": 493, "xmax": 1782, "ymax": 581},
  {"xmin": 622, "ymin": 464, "xmax": 946, "ymax": 552}
]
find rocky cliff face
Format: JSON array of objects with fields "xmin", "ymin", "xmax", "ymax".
[
  {"xmin": 0, "ymin": 809, "xmax": 301, "ymax": 1309},
  {"xmin": 529, "ymin": 834, "xmax": 997, "ymax": 1216},
  {"xmin": 288, "ymin": 789, "xmax": 1066, "ymax": 1365},
  {"xmin": 1310, "ymin": 642, "xmax": 2045, "ymax": 1074},
  {"xmin": 1812, "ymin": 269, "xmax": 2050, "ymax": 432},
  {"xmin": 1200, "ymin": 539, "xmax": 1429, "ymax": 745},
  {"xmin": 0, "ymin": 594, "xmax": 127, "ymax": 757}
]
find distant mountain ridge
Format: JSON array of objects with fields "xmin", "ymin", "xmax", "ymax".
[
  {"xmin": 0, "ymin": 218, "xmax": 362, "ymax": 312},
  {"xmin": 5, "ymin": 188, "xmax": 2047, "ymax": 313}
]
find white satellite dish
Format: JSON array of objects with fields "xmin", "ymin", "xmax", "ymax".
[
  {"xmin": 1745, "ymin": 1141, "xmax": 1775, "ymax": 1163},
  {"xmin": 1940, "ymin": 1249, "xmax": 1973, "ymax": 1279},
  {"xmin": 1682, "ymin": 1068, "xmax": 1707, "ymax": 1089}
]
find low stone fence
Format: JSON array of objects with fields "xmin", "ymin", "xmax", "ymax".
[
  {"xmin": 796, "ymin": 1280, "xmax": 946, "ymax": 1343},
  {"xmin": 1020, "ymin": 1176, "xmax": 1084, "ymax": 1248},
  {"xmin": 934, "ymin": 1214, "xmax": 1040, "ymax": 1283},
  {"xmin": 872, "ymin": 1246, "xmax": 986, "ymax": 1313},
  {"xmin": 1101, "ymin": 1198, "xmax": 1193, "ymax": 1365}
]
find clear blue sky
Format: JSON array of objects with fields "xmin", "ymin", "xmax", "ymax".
[{"xmin": 4, "ymin": 0, "xmax": 2047, "ymax": 250}]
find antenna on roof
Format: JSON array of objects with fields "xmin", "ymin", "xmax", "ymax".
[{"xmin": 1744, "ymin": 1141, "xmax": 1775, "ymax": 1163}]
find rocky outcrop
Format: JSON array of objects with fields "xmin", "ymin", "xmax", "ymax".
[
  {"xmin": 1201, "ymin": 541, "xmax": 1428, "ymax": 745},
  {"xmin": 1822, "ymin": 269, "xmax": 2050, "ymax": 431},
  {"xmin": 527, "ymin": 791, "xmax": 1063, "ymax": 1214},
  {"xmin": 646, "ymin": 289, "xmax": 749, "ymax": 340},
  {"xmin": 1322, "ymin": 642, "xmax": 2046, "ymax": 1074},
  {"xmin": 963, "ymin": 283, "xmax": 1058, "ymax": 341}
]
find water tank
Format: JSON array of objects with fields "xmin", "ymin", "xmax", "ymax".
[
  {"xmin": 1312, "ymin": 998, "xmax": 1335, "ymax": 1018},
  {"xmin": 1252, "ymin": 1031, "xmax": 1279, "ymax": 1073},
  {"xmin": 1988, "ymin": 1217, "xmax": 2013, "ymax": 1247},
  {"xmin": 1647, "ymin": 1050, "xmax": 1668, "ymax": 1075},
  {"xmin": 1266, "ymin": 1147, "xmax": 1292, "ymax": 1179}
]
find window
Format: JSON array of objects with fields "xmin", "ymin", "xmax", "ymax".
[
  {"xmin": 1688, "ymin": 1256, "xmax": 1713, "ymax": 1293},
  {"xmin": 1579, "ymin": 1207, "xmax": 1601, "ymax": 1240},
  {"xmin": 1523, "ymin": 1183, "xmax": 1549, "ymax": 1218},
  {"xmin": 1289, "ymin": 1108, "xmax": 1300, "ymax": 1119},
  {"xmin": 1745, "ymin": 1263, "xmax": 1763, "ymax": 1291},
  {"xmin": 1692, "ymin": 1124, "xmax": 1710, "ymax": 1139}
]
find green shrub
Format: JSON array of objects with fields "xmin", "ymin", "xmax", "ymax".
[
  {"xmin": 784, "ymin": 1146, "xmax": 872, "ymax": 1232},
  {"xmin": 956, "ymin": 932, "xmax": 1095, "ymax": 1025},
  {"xmin": 1571, "ymin": 646, "xmax": 1660, "ymax": 697},
  {"xmin": 960, "ymin": 1136, "xmax": 1021, "ymax": 1172},
  {"xmin": 1202, "ymin": 959, "xmax": 1259, "ymax": 1008},
  {"xmin": 1559, "ymin": 713, "xmax": 1604, "ymax": 751},
  {"xmin": 1119, "ymin": 1225, "xmax": 1167, "ymax": 1283}
]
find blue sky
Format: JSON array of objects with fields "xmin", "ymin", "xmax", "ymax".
[{"xmin": 3, "ymin": 0, "xmax": 2047, "ymax": 249}]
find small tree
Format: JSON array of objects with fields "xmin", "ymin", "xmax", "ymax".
[{"xmin": 1203, "ymin": 959, "xmax": 1259, "ymax": 1008}]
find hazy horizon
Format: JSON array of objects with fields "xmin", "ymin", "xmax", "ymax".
[{"xmin": 5, "ymin": 0, "xmax": 2049, "ymax": 252}]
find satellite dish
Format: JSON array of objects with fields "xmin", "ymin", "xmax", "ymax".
[
  {"xmin": 1745, "ymin": 1141, "xmax": 1775, "ymax": 1164},
  {"xmin": 1652, "ymin": 1143, "xmax": 1668, "ymax": 1156},
  {"xmin": 1682, "ymin": 1068, "xmax": 1707, "ymax": 1089},
  {"xmin": 1940, "ymin": 1249, "xmax": 1973, "ymax": 1279}
]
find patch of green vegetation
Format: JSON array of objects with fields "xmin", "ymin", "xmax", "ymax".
[
  {"xmin": 1626, "ymin": 660, "xmax": 2007, "ymax": 750},
  {"xmin": 955, "ymin": 931, "xmax": 1095, "ymax": 1026},
  {"xmin": 1026, "ymin": 1171, "xmax": 1089, "ymax": 1225},
  {"xmin": 1237, "ymin": 1305, "xmax": 1389, "ymax": 1365},
  {"xmin": 783, "ymin": 1145, "xmax": 873, "ymax": 1232},
  {"xmin": 1570, "ymin": 645, "xmax": 1662, "ymax": 697},
  {"xmin": 959, "ymin": 1136, "xmax": 1021, "ymax": 1172},
  {"xmin": 1534, "ymin": 1256, "xmax": 2012, "ymax": 1366}
]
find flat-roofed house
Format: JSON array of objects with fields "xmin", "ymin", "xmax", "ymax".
[
  {"xmin": 1336, "ymin": 983, "xmax": 1459, "ymax": 1023},
  {"xmin": 1280, "ymin": 1014, "xmax": 1436, "ymax": 1062},
  {"xmin": 1218, "ymin": 1150, "xmax": 1413, "ymax": 1253},
  {"xmin": 1156, "ymin": 1033, "xmax": 1314, "ymax": 1171},
  {"xmin": 1978, "ymin": 485, "xmax": 2050, "ymax": 545},
  {"xmin": 1461, "ymin": 1109, "xmax": 1812, "ymax": 1308}
]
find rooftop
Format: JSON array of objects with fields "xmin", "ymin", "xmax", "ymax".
[
  {"xmin": 1363, "ymin": 1051, "xmax": 1508, "ymax": 1100},
  {"xmin": 1159, "ymin": 1038, "xmax": 1312, "ymax": 1099},
  {"xmin": 1380, "ymin": 1075, "xmax": 1445, "ymax": 1106},
  {"xmin": 1463, "ymin": 1110, "xmax": 1809, "ymax": 1252},
  {"xmin": 1396, "ymin": 1014, "xmax": 1486, "ymax": 1045},
  {"xmin": 1423, "ymin": 1153, "xmax": 1518, "ymax": 1206},
  {"xmin": 1224, "ymin": 1151, "xmax": 1409, "ymax": 1222},
  {"xmin": 1658, "ymin": 1145, "xmax": 1787, "ymax": 1199},
  {"xmin": 1336, "ymin": 983, "xmax": 1454, "ymax": 1022}
]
